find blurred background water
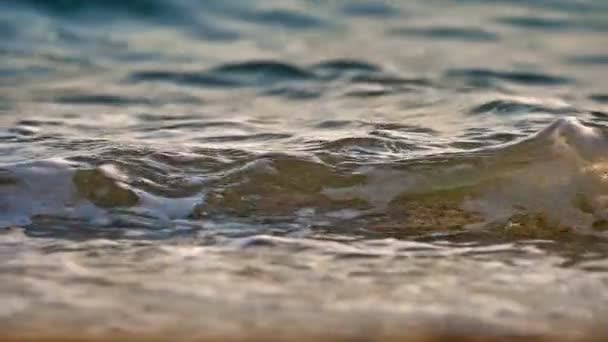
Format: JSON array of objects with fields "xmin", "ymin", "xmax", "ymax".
[{"xmin": 1, "ymin": 0, "xmax": 608, "ymax": 339}]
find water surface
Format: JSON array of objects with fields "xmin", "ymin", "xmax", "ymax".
[{"xmin": 1, "ymin": 0, "xmax": 608, "ymax": 338}]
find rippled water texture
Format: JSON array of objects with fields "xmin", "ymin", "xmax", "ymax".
[{"xmin": 1, "ymin": 0, "xmax": 608, "ymax": 339}]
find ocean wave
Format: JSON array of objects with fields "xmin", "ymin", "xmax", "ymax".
[{"xmin": 2, "ymin": 117, "xmax": 607, "ymax": 237}]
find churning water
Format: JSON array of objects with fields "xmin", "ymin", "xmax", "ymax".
[{"xmin": 1, "ymin": 0, "xmax": 608, "ymax": 339}]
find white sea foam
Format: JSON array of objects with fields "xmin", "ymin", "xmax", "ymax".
[{"xmin": 0, "ymin": 159, "xmax": 204, "ymax": 228}]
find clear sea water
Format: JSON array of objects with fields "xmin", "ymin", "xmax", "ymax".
[{"xmin": 1, "ymin": 0, "xmax": 608, "ymax": 339}]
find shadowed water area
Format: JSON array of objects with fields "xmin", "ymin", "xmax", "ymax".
[{"xmin": 1, "ymin": 0, "xmax": 608, "ymax": 339}]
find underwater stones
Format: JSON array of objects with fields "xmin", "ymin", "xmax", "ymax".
[{"xmin": 73, "ymin": 168, "xmax": 139, "ymax": 208}]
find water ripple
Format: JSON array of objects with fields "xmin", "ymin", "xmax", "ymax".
[
  {"xmin": 590, "ymin": 94, "xmax": 608, "ymax": 104},
  {"xmin": 54, "ymin": 94, "xmax": 154, "ymax": 106},
  {"xmin": 130, "ymin": 60, "xmax": 314, "ymax": 88},
  {"xmin": 5, "ymin": 0, "xmax": 178, "ymax": 19},
  {"xmin": 469, "ymin": 99, "xmax": 575, "ymax": 116},
  {"xmin": 497, "ymin": 15, "xmax": 608, "ymax": 32},
  {"xmin": 237, "ymin": 8, "xmax": 327, "ymax": 30},
  {"xmin": 390, "ymin": 26, "xmax": 499, "ymax": 42},
  {"xmin": 569, "ymin": 55, "xmax": 608, "ymax": 65},
  {"xmin": 339, "ymin": 1, "xmax": 400, "ymax": 18},
  {"xmin": 446, "ymin": 68, "xmax": 573, "ymax": 87}
]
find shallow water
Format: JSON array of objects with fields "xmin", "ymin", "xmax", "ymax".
[{"xmin": 1, "ymin": 0, "xmax": 608, "ymax": 338}]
